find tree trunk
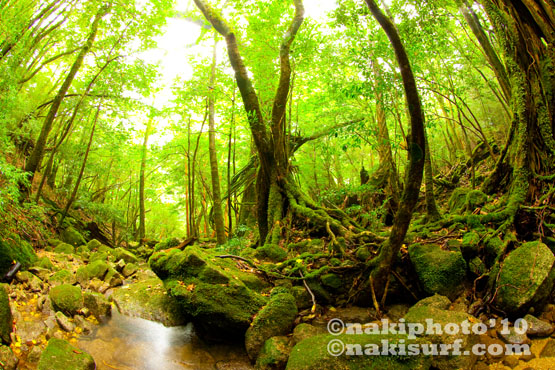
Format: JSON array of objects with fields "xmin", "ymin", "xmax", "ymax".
[
  {"xmin": 139, "ymin": 118, "xmax": 153, "ymax": 244},
  {"xmin": 364, "ymin": 0, "xmax": 426, "ymax": 297},
  {"xmin": 207, "ymin": 36, "xmax": 227, "ymax": 245},
  {"xmin": 22, "ymin": 6, "xmax": 108, "ymax": 196},
  {"xmin": 424, "ymin": 130, "xmax": 441, "ymax": 222}
]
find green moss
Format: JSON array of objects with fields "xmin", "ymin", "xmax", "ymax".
[
  {"xmin": 245, "ymin": 292, "xmax": 297, "ymax": 360},
  {"xmin": 60, "ymin": 227, "xmax": 86, "ymax": 247},
  {"xmin": 408, "ymin": 244, "xmax": 466, "ymax": 299},
  {"xmin": 34, "ymin": 257, "xmax": 55, "ymax": 270},
  {"xmin": 255, "ymin": 244, "xmax": 287, "ymax": 262},
  {"xmin": 484, "ymin": 236, "xmax": 504, "ymax": 267},
  {"xmin": 86, "ymin": 239, "xmax": 102, "ymax": 250},
  {"xmin": 287, "ymin": 333, "xmax": 431, "ymax": 370},
  {"xmin": 0, "ymin": 285, "xmax": 12, "ymax": 344},
  {"xmin": 48, "ymin": 270, "xmax": 74, "ymax": 286},
  {"xmin": 320, "ymin": 273, "xmax": 342, "ymax": 290},
  {"xmin": 154, "ymin": 237, "xmax": 180, "ymax": 252},
  {"xmin": 111, "ymin": 247, "xmax": 139, "ymax": 263},
  {"xmin": 256, "ymin": 336, "xmax": 291, "ymax": 369},
  {"xmin": 38, "ymin": 338, "xmax": 95, "ymax": 370},
  {"xmin": 0, "ymin": 236, "xmax": 36, "ymax": 275},
  {"xmin": 89, "ymin": 251, "xmax": 110, "ymax": 263},
  {"xmin": 49, "ymin": 284, "xmax": 83, "ymax": 315},
  {"xmin": 461, "ymin": 231, "xmax": 480, "ymax": 261},
  {"xmin": 448, "ymin": 188, "xmax": 469, "ymax": 213},
  {"xmin": 465, "ymin": 190, "xmax": 487, "ymax": 211},
  {"xmin": 54, "ymin": 243, "xmax": 74, "ymax": 254}
]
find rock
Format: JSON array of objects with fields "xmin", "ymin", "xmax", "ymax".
[
  {"xmin": 0, "ymin": 345, "xmax": 18, "ymax": 370},
  {"xmin": 89, "ymin": 251, "xmax": 111, "ymax": 263},
  {"xmin": 27, "ymin": 274, "xmax": 44, "ymax": 292},
  {"xmin": 461, "ymin": 231, "xmax": 481, "ymax": 261},
  {"xmin": 76, "ymin": 260, "xmax": 109, "ymax": 287},
  {"xmin": 484, "ymin": 236, "xmax": 504, "ymax": 267},
  {"xmin": 150, "ymin": 246, "xmax": 268, "ymax": 338},
  {"xmin": 409, "ymin": 244, "xmax": 466, "ymax": 299},
  {"xmin": 291, "ymin": 286, "xmax": 312, "ymax": 310},
  {"xmin": 48, "ymin": 269, "xmax": 75, "ymax": 287},
  {"xmin": 245, "ymin": 292, "xmax": 298, "ymax": 361},
  {"xmin": 15, "ymin": 270, "xmax": 33, "ymax": 283},
  {"xmin": 74, "ymin": 315, "xmax": 93, "ymax": 334},
  {"xmin": 153, "ymin": 237, "xmax": 181, "ymax": 252},
  {"xmin": 17, "ymin": 320, "xmax": 46, "ymax": 343},
  {"xmin": 104, "ymin": 268, "xmax": 123, "ymax": 287},
  {"xmin": 502, "ymin": 356, "xmax": 519, "ymax": 368},
  {"xmin": 54, "ymin": 243, "xmax": 74, "ymax": 254},
  {"xmin": 112, "ymin": 247, "xmax": 139, "ymax": 263},
  {"xmin": 27, "ymin": 345, "xmax": 42, "ymax": 363},
  {"xmin": 320, "ymin": 306, "xmax": 377, "ymax": 325},
  {"xmin": 0, "ymin": 237, "xmax": 36, "ymax": 275},
  {"xmin": 540, "ymin": 338, "xmax": 555, "ymax": 357},
  {"xmin": 38, "ymin": 338, "xmax": 95, "ymax": 370},
  {"xmin": 286, "ymin": 333, "xmax": 431, "ymax": 370},
  {"xmin": 33, "ymin": 257, "xmax": 55, "ymax": 271},
  {"xmin": 320, "ymin": 273, "xmax": 342, "ymax": 290},
  {"xmin": 55, "ymin": 311, "xmax": 75, "ymax": 332},
  {"xmin": 60, "ymin": 227, "xmax": 86, "ymax": 247},
  {"xmin": 83, "ymin": 292, "xmax": 111, "ymax": 318},
  {"xmin": 111, "ymin": 277, "xmax": 185, "ymax": 326},
  {"xmin": 493, "ymin": 241, "xmax": 555, "ymax": 317},
  {"xmin": 254, "ymin": 244, "xmax": 287, "ymax": 262},
  {"xmin": 256, "ymin": 336, "xmax": 291, "ymax": 370},
  {"xmin": 468, "ymin": 257, "xmax": 487, "ymax": 277},
  {"xmin": 499, "ymin": 326, "xmax": 529, "ymax": 345},
  {"xmin": 292, "ymin": 323, "xmax": 320, "ymax": 344},
  {"xmin": 465, "ymin": 189, "xmax": 488, "ymax": 211},
  {"xmin": 524, "ymin": 314, "xmax": 554, "ymax": 337},
  {"xmin": 115, "ymin": 259, "xmax": 126, "ymax": 272},
  {"xmin": 404, "ymin": 295, "xmax": 479, "ymax": 370},
  {"xmin": 520, "ymin": 352, "xmax": 535, "ymax": 361},
  {"xmin": 0, "ymin": 285, "xmax": 12, "ymax": 344},
  {"xmin": 49, "ymin": 284, "xmax": 83, "ymax": 315},
  {"xmin": 86, "ymin": 239, "xmax": 102, "ymax": 250},
  {"xmin": 122, "ymin": 263, "xmax": 138, "ymax": 278}
]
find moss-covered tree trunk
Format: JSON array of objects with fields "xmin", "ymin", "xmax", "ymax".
[{"xmin": 364, "ymin": 0, "xmax": 426, "ymax": 297}]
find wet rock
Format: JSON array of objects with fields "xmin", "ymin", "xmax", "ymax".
[
  {"xmin": 150, "ymin": 246, "xmax": 267, "ymax": 338},
  {"xmin": 256, "ymin": 336, "xmax": 291, "ymax": 370},
  {"xmin": 60, "ymin": 227, "xmax": 86, "ymax": 247},
  {"xmin": 49, "ymin": 284, "xmax": 83, "ymax": 315},
  {"xmin": 17, "ymin": 320, "xmax": 46, "ymax": 343},
  {"xmin": 404, "ymin": 295, "xmax": 479, "ymax": 370},
  {"xmin": 38, "ymin": 338, "xmax": 95, "ymax": 370},
  {"xmin": 112, "ymin": 277, "xmax": 186, "ymax": 326},
  {"xmin": 27, "ymin": 345, "xmax": 42, "ymax": 363},
  {"xmin": 0, "ymin": 345, "xmax": 18, "ymax": 370},
  {"xmin": 286, "ymin": 333, "xmax": 431, "ymax": 370},
  {"xmin": 74, "ymin": 315, "xmax": 93, "ymax": 334},
  {"xmin": 48, "ymin": 269, "xmax": 75, "ymax": 287},
  {"xmin": 499, "ymin": 326, "xmax": 530, "ymax": 345},
  {"xmin": 523, "ymin": 314, "xmax": 554, "ymax": 337},
  {"xmin": 54, "ymin": 242, "xmax": 75, "ymax": 254},
  {"xmin": 83, "ymin": 291, "xmax": 111, "ymax": 318},
  {"xmin": 245, "ymin": 292, "xmax": 297, "ymax": 361},
  {"xmin": 0, "ymin": 284, "xmax": 12, "ymax": 344},
  {"xmin": 122, "ymin": 262, "xmax": 138, "ymax": 278},
  {"xmin": 493, "ymin": 241, "xmax": 555, "ymax": 317},
  {"xmin": 409, "ymin": 243, "xmax": 466, "ymax": 300},
  {"xmin": 55, "ymin": 311, "xmax": 75, "ymax": 332}
]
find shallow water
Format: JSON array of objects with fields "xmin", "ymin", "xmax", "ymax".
[{"xmin": 75, "ymin": 310, "xmax": 251, "ymax": 370}]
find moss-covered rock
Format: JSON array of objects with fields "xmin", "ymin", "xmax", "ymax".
[
  {"xmin": 89, "ymin": 251, "xmax": 111, "ymax": 263},
  {"xmin": 111, "ymin": 247, "xmax": 139, "ymax": 263},
  {"xmin": 256, "ymin": 336, "xmax": 291, "ymax": 370},
  {"xmin": 355, "ymin": 246, "xmax": 371, "ymax": 261},
  {"xmin": 75, "ymin": 260, "xmax": 109, "ymax": 286},
  {"xmin": 286, "ymin": 333, "xmax": 431, "ymax": 370},
  {"xmin": 408, "ymin": 244, "xmax": 466, "ymax": 299},
  {"xmin": 0, "ymin": 236, "xmax": 36, "ymax": 275},
  {"xmin": 111, "ymin": 277, "xmax": 185, "ymax": 326},
  {"xmin": 493, "ymin": 241, "xmax": 555, "ymax": 317},
  {"xmin": 86, "ymin": 239, "xmax": 102, "ymax": 250},
  {"xmin": 292, "ymin": 323, "xmax": 321, "ymax": 345},
  {"xmin": 150, "ymin": 246, "xmax": 268, "ymax": 338},
  {"xmin": 404, "ymin": 297, "xmax": 479, "ymax": 370},
  {"xmin": 465, "ymin": 189, "xmax": 487, "ymax": 211},
  {"xmin": 246, "ymin": 292, "xmax": 298, "ymax": 361},
  {"xmin": 255, "ymin": 244, "xmax": 288, "ymax": 262},
  {"xmin": 60, "ymin": 227, "xmax": 86, "ymax": 247},
  {"xmin": 0, "ymin": 285, "xmax": 12, "ymax": 344},
  {"xmin": 448, "ymin": 188, "xmax": 469, "ymax": 213},
  {"xmin": 461, "ymin": 231, "xmax": 480, "ymax": 261},
  {"xmin": 33, "ymin": 257, "xmax": 55, "ymax": 270},
  {"xmin": 291, "ymin": 286, "xmax": 312, "ymax": 310},
  {"xmin": 38, "ymin": 338, "xmax": 95, "ymax": 370},
  {"xmin": 54, "ymin": 242, "xmax": 74, "ymax": 254},
  {"xmin": 83, "ymin": 292, "xmax": 111, "ymax": 319},
  {"xmin": 154, "ymin": 237, "xmax": 180, "ymax": 252},
  {"xmin": 320, "ymin": 273, "xmax": 342, "ymax": 290},
  {"xmin": 468, "ymin": 257, "xmax": 487, "ymax": 277},
  {"xmin": 484, "ymin": 236, "xmax": 504, "ymax": 267},
  {"xmin": 48, "ymin": 269, "xmax": 75, "ymax": 286},
  {"xmin": 49, "ymin": 284, "xmax": 83, "ymax": 316}
]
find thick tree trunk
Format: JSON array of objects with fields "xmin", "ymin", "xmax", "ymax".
[
  {"xmin": 364, "ymin": 0, "xmax": 426, "ymax": 297},
  {"xmin": 22, "ymin": 6, "xmax": 108, "ymax": 196},
  {"xmin": 207, "ymin": 36, "xmax": 227, "ymax": 245}
]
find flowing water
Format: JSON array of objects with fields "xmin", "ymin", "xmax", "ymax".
[{"xmin": 75, "ymin": 310, "xmax": 251, "ymax": 370}]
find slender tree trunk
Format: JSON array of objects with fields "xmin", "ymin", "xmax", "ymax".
[
  {"xmin": 139, "ymin": 118, "xmax": 153, "ymax": 244},
  {"xmin": 424, "ymin": 130, "xmax": 441, "ymax": 221},
  {"xmin": 22, "ymin": 6, "xmax": 108, "ymax": 196},
  {"xmin": 207, "ymin": 36, "xmax": 227, "ymax": 245}
]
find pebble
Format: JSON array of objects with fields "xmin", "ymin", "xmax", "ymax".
[
  {"xmin": 499, "ymin": 326, "xmax": 530, "ymax": 345},
  {"xmin": 524, "ymin": 314, "xmax": 554, "ymax": 337}
]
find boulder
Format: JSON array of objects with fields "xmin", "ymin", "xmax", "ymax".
[
  {"xmin": 409, "ymin": 244, "xmax": 466, "ymax": 299},
  {"xmin": 0, "ymin": 285, "xmax": 12, "ymax": 344},
  {"xmin": 254, "ymin": 244, "xmax": 287, "ymax": 262},
  {"xmin": 60, "ymin": 227, "xmax": 86, "ymax": 247},
  {"xmin": 493, "ymin": 241, "xmax": 555, "ymax": 317},
  {"xmin": 48, "ymin": 269, "xmax": 75, "ymax": 287},
  {"xmin": 112, "ymin": 248, "xmax": 139, "ymax": 263},
  {"xmin": 292, "ymin": 323, "xmax": 321, "ymax": 345},
  {"xmin": 49, "ymin": 284, "xmax": 83, "ymax": 315},
  {"xmin": 245, "ymin": 292, "xmax": 297, "ymax": 360},
  {"xmin": 404, "ymin": 295, "xmax": 479, "ymax": 370},
  {"xmin": 54, "ymin": 243, "xmax": 74, "ymax": 254},
  {"xmin": 33, "ymin": 257, "xmax": 55, "ymax": 270},
  {"xmin": 83, "ymin": 292, "xmax": 111, "ymax": 319},
  {"xmin": 256, "ymin": 336, "xmax": 291, "ymax": 370},
  {"xmin": 122, "ymin": 262, "xmax": 138, "ymax": 278},
  {"xmin": 38, "ymin": 338, "xmax": 95, "ymax": 370},
  {"xmin": 150, "ymin": 246, "xmax": 268, "ymax": 338},
  {"xmin": 111, "ymin": 278, "xmax": 185, "ymax": 326},
  {"xmin": 86, "ymin": 239, "xmax": 102, "ymax": 250},
  {"xmin": 75, "ymin": 260, "xmax": 109, "ymax": 286},
  {"xmin": 286, "ymin": 333, "xmax": 431, "ymax": 370},
  {"xmin": 523, "ymin": 314, "xmax": 554, "ymax": 337},
  {"xmin": 0, "ymin": 345, "xmax": 18, "ymax": 370},
  {"xmin": 461, "ymin": 231, "xmax": 480, "ymax": 261}
]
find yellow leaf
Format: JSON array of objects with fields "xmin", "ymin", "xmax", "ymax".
[{"xmin": 311, "ymin": 304, "xmax": 316, "ymax": 313}]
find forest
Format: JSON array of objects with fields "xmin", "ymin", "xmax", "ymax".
[{"xmin": 0, "ymin": 0, "xmax": 554, "ymax": 369}]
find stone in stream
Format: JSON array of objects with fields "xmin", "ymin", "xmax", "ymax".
[
  {"xmin": 0, "ymin": 284, "xmax": 12, "ymax": 344},
  {"xmin": 76, "ymin": 260, "xmax": 109, "ymax": 286},
  {"xmin": 27, "ymin": 345, "xmax": 42, "ymax": 363},
  {"xmin": 523, "ymin": 314, "xmax": 554, "ymax": 337},
  {"xmin": 492, "ymin": 241, "xmax": 555, "ymax": 317},
  {"xmin": 74, "ymin": 315, "xmax": 93, "ymax": 334},
  {"xmin": 83, "ymin": 291, "xmax": 111, "ymax": 319},
  {"xmin": 55, "ymin": 311, "xmax": 75, "ymax": 332},
  {"xmin": 0, "ymin": 345, "xmax": 18, "ymax": 370},
  {"xmin": 245, "ymin": 290, "xmax": 297, "ymax": 361},
  {"xmin": 49, "ymin": 284, "xmax": 83, "ymax": 316},
  {"xmin": 150, "ymin": 246, "xmax": 269, "ymax": 339},
  {"xmin": 38, "ymin": 338, "xmax": 95, "ymax": 370}
]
